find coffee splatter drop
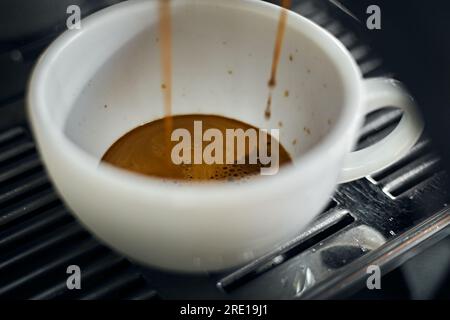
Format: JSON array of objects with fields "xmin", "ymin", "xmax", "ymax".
[
  {"xmin": 265, "ymin": 95, "xmax": 272, "ymax": 120},
  {"xmin": 303, "ymin": 127, "xmax": 311, "ymax": 135}
]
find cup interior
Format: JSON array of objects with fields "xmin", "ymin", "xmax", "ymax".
[{"xmin": 51, "ymin": 0, "xmax": 347, "ymax": 165}]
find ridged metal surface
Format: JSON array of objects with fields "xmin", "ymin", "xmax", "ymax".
[
  {"xmin": 216, "ymin": 210, "xmax": 354, "ymax": 293},
  {"xmin": 0, "ymin": 128, "xmax": 158, "ymax": 300}
]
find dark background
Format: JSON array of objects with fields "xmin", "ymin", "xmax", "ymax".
[{"xmin": 337, "ymin": 0, "xmax": 450, "ymax": 182}]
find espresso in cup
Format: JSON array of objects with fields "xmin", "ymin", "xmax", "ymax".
[
  {"xmin": 102, "ymin": 115, "xmax": 292, "ymax": 182},
  {"xmin": 101, "ymin": 0, "xmax": 293, "ymax": 182}
]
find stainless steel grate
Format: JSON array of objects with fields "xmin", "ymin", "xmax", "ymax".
[
  {"xmin": 217, "ymin": 211, "xmax": 355, "ymax": 293},
  {"xmin": 367, "ymin": 138, "xmax": 444, "ymax": 199},
  {"xmin": 0, "ymin": 127, "xmax": 159, "ymax": 300}
]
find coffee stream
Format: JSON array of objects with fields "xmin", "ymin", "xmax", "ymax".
[
  {"xmin": 159, "ymin": 0, "xmax": 173, "ymax": 162},
  {"xmin": 102, "ymin": 1, "xmax": 294, "ymax": 182},
  {"xmin": 265, "ymin": 0, "xmax": 292, "ymax": 119}
]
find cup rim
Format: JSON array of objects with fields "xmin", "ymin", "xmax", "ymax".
[{"xmin": 27, "ymin": 0, "xmax": 363, "ymax": 206}]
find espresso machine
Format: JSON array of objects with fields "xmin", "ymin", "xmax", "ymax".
[{"xmin": 0, "ymin": 0, "xmax": 449, "ymax": 299}]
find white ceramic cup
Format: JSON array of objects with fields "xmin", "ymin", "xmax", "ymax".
[{"xmin": 27, "ymin": 0, "xmax": 423, "ymax": 271}]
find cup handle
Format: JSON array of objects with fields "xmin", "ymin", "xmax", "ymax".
[{"xmin": 339, "ymin": 78, "xmax": 424, "ymax": 183}]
